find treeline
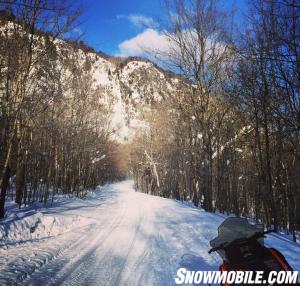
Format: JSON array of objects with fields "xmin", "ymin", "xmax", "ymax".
[
  {"xmin": 0, "ymin": 1, "xmax": 123, "ymax": 218},
  {"xmin": 128, "ymin": 0, "xmax": 299, "ymax": 240}
]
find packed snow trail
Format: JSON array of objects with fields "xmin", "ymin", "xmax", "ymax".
[{"xmin": 0, "ymin": 180, "xmax": 299, "ymax": 286}]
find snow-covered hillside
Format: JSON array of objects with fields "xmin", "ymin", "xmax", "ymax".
[
  {"xmin": 1, "ymin": 21, "xmax": 177, "ymax": 142},
  {"xmin": 58, "ymin": 42, "xmax": 179, "ymax": 141},
  {"xmin": 0, "ymin": 181, "xmax": 299, "ymax": 285}
]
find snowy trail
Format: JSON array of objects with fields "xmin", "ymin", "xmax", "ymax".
[{"xmin": 0, "ymin": 180, "xmax": 299, "ymax": 286}]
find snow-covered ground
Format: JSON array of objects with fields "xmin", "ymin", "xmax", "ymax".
[{"xmin": 0, "ymin": 180, "xmax": 299, "ymax": 285}]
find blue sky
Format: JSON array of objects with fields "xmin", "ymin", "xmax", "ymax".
[{"xmin": 79, "ymin": 0, "xmax": 248, "ymax": 57}]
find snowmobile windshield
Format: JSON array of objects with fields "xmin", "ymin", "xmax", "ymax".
[{"xmin": 210, "ymin": 217, "xmax": 264, "ymax": 248}]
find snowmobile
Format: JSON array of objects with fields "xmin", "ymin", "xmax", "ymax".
[{"xmin": 208, "ymin": 217, "xmax": 299, "ymax": 285}]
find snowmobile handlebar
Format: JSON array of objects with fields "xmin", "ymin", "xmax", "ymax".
[{"xmin": 208, "ymin": 229, "xmax": 275, "ymax": 254}]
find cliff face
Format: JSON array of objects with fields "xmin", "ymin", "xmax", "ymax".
[
  {"xmin": 0, "ymin": 17, "xmax": 180, "ymax": 141},
  {"xmin": 56, "ymin": 40, "xmax": 180, "ymax": 141}
]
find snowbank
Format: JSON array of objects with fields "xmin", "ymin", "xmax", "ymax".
[{"xmin": 0, "ymin": 211, "xmax": 87, "ymax": 247}]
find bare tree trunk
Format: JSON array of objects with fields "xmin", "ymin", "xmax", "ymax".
[{"xmin": 0, "ymin": 166, "xmax": 11, "ymax": 218}]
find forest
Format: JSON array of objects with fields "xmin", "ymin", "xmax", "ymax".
[
  {"xmin": 0, "ymin": 0, "xmax": 299, "ymax": 242},
  {"xmin": 0, "ymin": 0, "xmax": 125, "ymax": 219},
  {"xmin": 128, "ymin": 0, "xmax": 300, "ymax": 240}
]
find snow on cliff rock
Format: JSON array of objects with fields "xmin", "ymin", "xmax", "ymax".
[{"xmin": 58, "ymin": 43, "xmax": 179, "ymax": 141}]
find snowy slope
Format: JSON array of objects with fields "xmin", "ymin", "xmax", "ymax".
[
  {"xmin": 2, "ymin": 20, "xmax": 178, "ymax": 142},
  {"xmin": 56, "ymin": 41, "xmax": 179, "ymax": 141},
  {"xmin": 0, "ymin": 181, "xmax": 299, "ymax": 286}
]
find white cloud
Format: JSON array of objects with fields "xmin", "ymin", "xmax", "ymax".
[
  {"xmin": 117, "ymin": 14, "xmax": 156, "ymax": 29},
  {"xmin": 117, "ymin": 28, "xmax": 170, "ymax": 57},
  {"xmin": 116, "ymin": 27, "xmax": 228, "ymax": 68}
]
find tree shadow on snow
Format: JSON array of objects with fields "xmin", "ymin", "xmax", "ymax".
[
  {"xmin": 179, "ymin": 253, "xmax": 216, "ymax": 271},
  {"xmin": 178, "ymin": 253, "xmax": 218, "ymax": 285}
]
